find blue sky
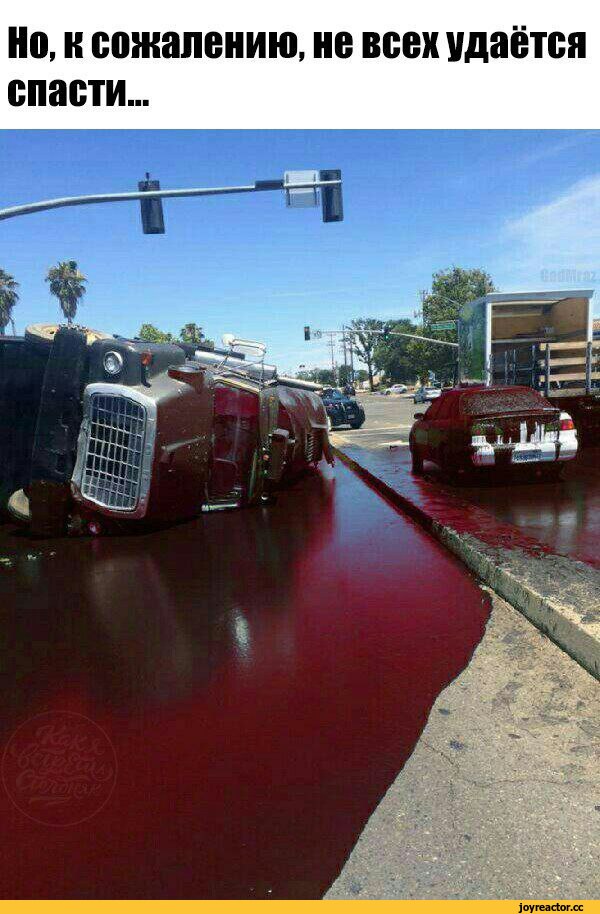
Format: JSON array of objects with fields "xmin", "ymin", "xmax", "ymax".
[{"xmin": 1, "ymin": 129, "xmax": 600, "ymax": 372}]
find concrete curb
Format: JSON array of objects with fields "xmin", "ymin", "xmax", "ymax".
[{"xmin": 333, "ymin": 446, "xmax": 600, "ymax": 681}]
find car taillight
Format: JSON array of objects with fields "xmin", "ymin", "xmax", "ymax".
[{"xmin": 560, "ymin": 417, "xmax": 575, "ymax": 431}]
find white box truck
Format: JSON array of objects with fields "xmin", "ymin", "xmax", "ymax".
[{"xmin": 457, "ymin": 289, "xmax": 600, "ymax": 442}]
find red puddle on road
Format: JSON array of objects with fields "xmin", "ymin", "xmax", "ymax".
[
  {"xmin": 0, "ymin": 461, "xmax": 488, "ymax": 899},
  {"xmin": 455, "ymin": 446, "xmax": 600, "ymax": 568},
  {"xmin": 345, "ymin": 443, "xmax": 600, "ymax": 569}
]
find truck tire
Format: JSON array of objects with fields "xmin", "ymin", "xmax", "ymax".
[{"xmin": 25, "ymin": 323, "xmax": 110, "ymax": 354}]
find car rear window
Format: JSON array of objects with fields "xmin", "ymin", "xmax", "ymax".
[
  {"xmin": 424, "ymin": 398, "xmax": 443, "ymax": 418},
  {"xmin": 461, "ymin": 388, "xmax": 552, "ymax": 416},
  {"xmin": 436, "ymin": 396, "xmax": 458, "ymax": 420}
]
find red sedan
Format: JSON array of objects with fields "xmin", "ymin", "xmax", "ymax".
[{"xmin": 409, "ymin": 385, "xmax": 578, "ymax": 478}]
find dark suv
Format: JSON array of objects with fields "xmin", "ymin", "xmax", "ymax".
[{"xmin": 321, "ymin": 388, "xmax": 365, "ymax": 429}]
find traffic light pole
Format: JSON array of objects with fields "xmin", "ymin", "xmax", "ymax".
[
  {"xmin": 345, "ymin": 327, "xmax": 355, "ymax": 382},
  {"xmin": 0, "ymin": 177, "xmax": 342, "ymax": 223},
  {"xmin": 308, "ymin": 328, "xmax": 458, "ymax": 348},
  {"xmin": 384, "ymin": 330, "xmax": 458, "ymax": 347}
]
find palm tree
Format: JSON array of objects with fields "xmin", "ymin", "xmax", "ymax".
[
  {"xmin": 45, "ymin": 260, "xmax": 87, "ymax": 325},
  {"xmin": 180, "ymin": 322, "xmax": 204, "ymax": 344},
  {"xmin": 0, "ymin": 269, "xmax": 19, "ymax": 335}
]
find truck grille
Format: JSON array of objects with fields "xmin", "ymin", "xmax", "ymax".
[
  {"xmin": 305, "ymin": 432, "xmax": 317, "ymax": 462},
  {"xmin": 80, "ymin": 393, "xmax": 147, "ymax": 510}
]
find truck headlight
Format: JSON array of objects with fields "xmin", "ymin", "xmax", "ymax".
[{"xmin": 103, "ymin": 351, "xmax": 124, "ymax": 377}]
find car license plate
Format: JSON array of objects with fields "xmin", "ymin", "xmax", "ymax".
[{"xmin": 512, "ymin": 449, "xmax": 542, "ymax": 463}]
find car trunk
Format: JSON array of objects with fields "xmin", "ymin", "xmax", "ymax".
[{"xmin": 470, "ymin": 409, "xmax": 560, "ymax": 445}]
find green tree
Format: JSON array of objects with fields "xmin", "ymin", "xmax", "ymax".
[
  {"xmin": 423, "ymin": 266, "xmax": 495, "ymax": 326},
  {"xmin": 45, "ymin": 260, "xmax": 87, "ymax": 325},
  {"xmin": 414, "ymin": 266, "xmax": 496, "ymax": 382},
  {"xmin": 337, "ymin": 364, "xmax": 355, "ymax": 387},
  {"xmin": 373, "ymin": 318, "xmax": 418, "ymax": 382},
  {"xmin": 180, "ymin": 322, "xmax": 214, "ymax": 349},
  {"xmin": 180, "ymin": 322, "xmax": 204, "ymax": 344},
  {"xmin": 296, "ymin": 367, "xmax": 336, "ymax": 386},
  {"xmin": 349, "ymin": 317, "xmax": 385, "ymax": 390},
  {"xmin": 0, "ymin": 269, "xmax": 19, "ymax": 335},
  {"xmin": 138, "ymin": 323, "xmax": 174, "ymax": 343}
]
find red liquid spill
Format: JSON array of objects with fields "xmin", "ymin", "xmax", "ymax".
[
  {"xmin": 0, "ymin": 462, "xmax": 489, "ymax": 899},
  {"xmin": 454, "ymin": 446, "xmax": 600, "ymax": 569},
  {"xmin": 343, "ymin": 444, "xmax": 600, "ymax": 569}
]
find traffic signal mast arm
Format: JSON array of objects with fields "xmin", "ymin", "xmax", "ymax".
[
  {"xmin": 0, "ymin": 176, "xmax": 342, "ymax": 223},
  {"xmin": 378, "ymin": 329, "xmax": 458, "ymax": 348},
  {"xmin": 306, "ymin": 328, "xmax": 458, "ymax": 348}
]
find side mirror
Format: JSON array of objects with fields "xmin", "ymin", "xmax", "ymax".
[
  {"xmin": 222, "ymin": 333, "xmax": 267, "ymax": 357},
  {"xmin": 414, "ymin": 412, "xmax": 425, "ymax": 419}
]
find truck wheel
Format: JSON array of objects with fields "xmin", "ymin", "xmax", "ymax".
[
  {"xmin": 25, "ymin": 323, "xmax": 111, "ymax": 353},
  {"xmin": 411, "ymin": 447, "xmax": 424, "ymax": 474},
  {"xmin": 349, "ymin": 418, "xmax": 364, "ymax": 429},
  {"xmin": 7, "ymin": 488, "xmax": 30, "ymax": 523}
]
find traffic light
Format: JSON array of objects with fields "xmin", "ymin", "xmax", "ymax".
[
  {"xmin": 319, "ymin": 169, "xmax": 343, "ymax": 223},
  {"xmin": 304, "ymin": 326, "xmax": 311, "ymax": 341},
  {"xmin": 138, "ymin": 174, "xmax": 165, "ymax": 235}
]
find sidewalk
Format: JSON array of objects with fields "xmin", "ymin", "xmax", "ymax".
[
  {"xmin": 327, "ymin": 592, "xmax": 600, "ymax": 899},
  {"xmin": 333, "ymin": 442, "xmax": 600, "ymax": 681}
]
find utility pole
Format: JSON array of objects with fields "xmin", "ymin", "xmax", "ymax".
[
  {"xmin": 344, "ymin": 325, "xmax": 355, "ymax": 384},
  {"xmin": 420, "ymin": 289, "xmax": 429, "ymax": 328},
  {"xmin": 329, "ymin": 334, "xmax": 336, "ymax": 378},
  {"xmin": 341, "ymin": 331, "xmax": 348, "ymax": 382}
]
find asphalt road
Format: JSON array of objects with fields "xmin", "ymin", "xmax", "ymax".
[
  {"xmin": 331, "ymin": 391, "xmax": 419, "ymax": 450},
  {"xmin": 333, "ymin": 393, "xmax": 600, "ymax": 568}
]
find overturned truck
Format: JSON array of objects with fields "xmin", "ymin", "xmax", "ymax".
[{"xmin": 0, "ymin": 325, "xmax": 332, "ymax": 536}]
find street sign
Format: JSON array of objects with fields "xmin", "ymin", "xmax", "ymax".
[
  {"xmin": 285, "ymin": 170, "xmax": 319, "ymax": 208},
  {"xmin": 430, "ymin": 320, "xmax": 456, "ymax": 331}
]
